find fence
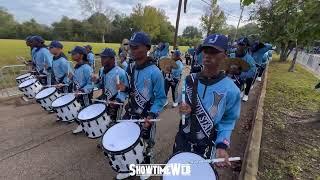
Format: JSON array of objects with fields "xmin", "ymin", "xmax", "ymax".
[
  {"xmin": 289, "ymin": 51, "xmax": 320, "ymax": 76},
  {"xmin": 0, "ymin": 64, "xmax": 30, "ymax": 98}
]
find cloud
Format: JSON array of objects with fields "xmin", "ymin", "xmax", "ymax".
[{"xmin": 0, "ymin": 0, "xmax": 252, "ymax": 34}]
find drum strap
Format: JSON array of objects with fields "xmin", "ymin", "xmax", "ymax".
[{"xmin": 186, "ymin": 74, "xmax": 217, "ymax": 144}]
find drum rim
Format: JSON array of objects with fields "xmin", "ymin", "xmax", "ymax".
[
  {"xmin": 161, "ymin": 151, "xmax": 219, "ymax": 179},
  {"xmin": 35, "ymin": 87, "xmax": 57, "ymax": 100},
  {"xmin": 101, "ymin": 122, "xmax": 142, "ymax": 155},
  {"xmin": 51, "ymin": 94, "xmax": 76, "ymax": 108},
  {"xmin": 18, "ymin": 78, "xmax": 38, "ymax": 88},
  {"xmin": 77, "ymin": 103, "xmax": 107, "ymax": 122},
  {"xmin": 16, "ymin": 73, "xmax": 31, "ymax": 80}
]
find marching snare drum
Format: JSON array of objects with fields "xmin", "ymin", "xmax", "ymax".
[
  {"xmin": 35, "ymin": 87, "xmax": 60, "ymax": 111},
  {"xmin": 18, "ymin": 78, "xmax": 43, "ymax": 99},
  {"xmin": 77, "ymin": 103, "xmax": 112, "ymax": 138},
  {"xmin": 102, "ymin": 122, "xmax": 145, "ymax": 173},
  {"xmin": 51, "ymin": 93, "xmax": 81, "ymax": 122},
  {"xmin": 162, "ymin": 152, "xmax": 218, "ymax": 180},
  {"xmin": 16, "ymin": 73, "xmax": 34, "ymax": 84}
]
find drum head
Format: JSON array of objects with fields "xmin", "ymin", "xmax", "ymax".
[
  {"xmin": 35, "ymin": 87, "xmax": 56, "ymax": 99},
  {"xmin": 102, "ymin": 122, "xmax": 140, "ymax": 152},
  {"xmin": 18, "ymin": 78, "xmax": 37, "ymax": 88},
  {"xmin": 16, "ymin": 73, "xmax": 31, "ymax": 80},
  {"xmin": 163, "ymin": 152, "xmax": 216, "ymax": 180},
  {"xmin": 51, "ymin": 94, "xmax": 75, "ymax": 108},
  {"xmin": 78, "ymin": 103, "xmax": 106, "ymax": 121}
]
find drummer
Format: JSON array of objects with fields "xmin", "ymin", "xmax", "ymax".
[
  {"xmin": 49, "ymin": 40, "xmax": 72, "ymax": 93},
  {"xmin": 119, "ymin": 52, "xmax": 129, "ymax": 71},
  {"xmin": 174, "ymin": 34, "xmax": 241, "ymax": 168},
  {"xmin": 84, "ymin": 45, "xmax": 95, "ymax": 70},
  {"xmin": 164, "ymin": 50, "xmax": 184, "ymax": 108},
  {"xmin": 117, "ymin": 32, "xmax": 166, "ymax": 180},
  {"xmin": 31, "ymin": 35, "xmax": 53, "ymax": 85},
  {"xmin": 229, "ymin": 37, "xmax": 256, "ymax": 102},
  {"xmin": 93, "ymin": 48, "xmax": 129, "ymax": 121},
  {"xmin": 68, "ymin": 46, "xmax": 94, "ymax": 134}
]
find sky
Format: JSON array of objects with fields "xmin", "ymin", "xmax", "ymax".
[{"xmin": 0, "ymin": 0, "xmax": 252, "ymax": 35}]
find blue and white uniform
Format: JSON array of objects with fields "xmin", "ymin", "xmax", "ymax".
[
  {"xmin": 33, "ymin": 47, "xmax": 53, "ymax": 74},
  {"xmin": 52, "ymin": 54, "xmax": 71, "ymax": 84},
  {"xmin": 97, "ymin": 66, "xmax": 129, "ymax": 103},
  {"xmin": 72, "ymin": 63, "xmax": 93, "ymax": 93},
  {"xmin": 87, "ymin": 51, "xmax": 95, "ymax": 68},
  {"xmin": 174, "ymin": 73, "xmax": 241, "ymax": 159}
]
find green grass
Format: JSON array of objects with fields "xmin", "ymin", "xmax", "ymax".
[
  {"xmin": 0, "ymin": 39, "xmax": 188, "ymax": 67},
  {"xmin": 258, "ymin": 56, "xmax": 320, "ymax": 180}
]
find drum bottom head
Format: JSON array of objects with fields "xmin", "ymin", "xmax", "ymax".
[{"xmin": 162, "ymin": 152, "xmax": 216, "ymax": 180}]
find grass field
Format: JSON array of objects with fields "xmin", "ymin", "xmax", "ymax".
[
  {"xmin": 258, "ymin": 58, "xmax": 320, "ymax": 180},
  {"xmin": 0, "ymin": 39, "xmax": 188, "ymax": 67}
]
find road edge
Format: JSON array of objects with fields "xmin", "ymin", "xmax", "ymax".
[{"xmin": 239, "ymin": 65, "xmax": 269, "ymax": 180}]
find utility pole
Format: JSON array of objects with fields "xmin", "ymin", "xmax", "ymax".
[
  {"xmin": 234, "ymin": 5, "xmax": 244, "ymax": 41},
  {"xmin": 173, "ymin": 0, "xmax": 183, "ymax": 49}
]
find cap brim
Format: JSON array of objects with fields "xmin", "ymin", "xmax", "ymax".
[{"xmin": 200, "ymin": 44, "xmax": 225, "ymax": 52}]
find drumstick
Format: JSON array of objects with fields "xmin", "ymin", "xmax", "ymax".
[
  {"xmin": 181, "ymin": 78, "xmax": 186, "ymax": 125},
  {"xmin": 187, "ymin": 157, "xmax": 241, "ymax": 164},
  {"xmin": 116, "ymin": 69, "xmax": 120, "ymax": 94},
  {"xmin": 44, "ymin": 84, "xmax": 68, "ymax": 88},
  {"xmin": 61, "ymin": 92, "xmax": 87, "ymax": 95},
  {"xmin": 92, "ymin": 99, "xmax": 124, "ymax": 105},
  {"xmin": 116, "ymin": 119, "xmax": 161, "ymax": 123}
]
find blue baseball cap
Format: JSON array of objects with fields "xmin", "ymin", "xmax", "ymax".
[
  {"xmin": 31, "ymin": 35, "xmax": 45, "ymax": 43},
  {"xmin": 84, "ymin": 45, "xmax": 92, "ymax": 50},
  {"xmin": 237, "ymin": 37, "xmax": 250, "ymax": 46},
  {"xmin": 69, "ymin": 46, "xmax": 87, "ymax": 55},
  {"xmin": 200, "ymin": 34, "xmax": 229, "ymax": 52},
  {"xmin": 49, "ymin": 40, "xmax": 63, "ymax": 49},
  {"xmin": 129, "ymin": 32, "xmax": 151, "ymax": 48},
  {"xmin": 173, "ymin": 50, "xmax": 181, "ymax": 57},
  {"xmin": 99, "ymin": 48, "xmax": 116, "ymax": 58},
  {"xmin": 25, "ymin": 36, "xmax": 33, "ymax": 42}
]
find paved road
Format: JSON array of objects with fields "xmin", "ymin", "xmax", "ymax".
[{"xmin": 0, "ymin": 75, "xmax": 261, "ymax": 180}]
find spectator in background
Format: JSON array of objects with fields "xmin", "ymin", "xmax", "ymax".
[{"xmin": 84, "ymin": 45, "xmax": 95, "ymax": 70}]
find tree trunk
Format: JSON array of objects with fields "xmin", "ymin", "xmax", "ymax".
[
  {"xmin": 102, "ymin": 34, "xmax": 105, "ymax": 43},
  {"xmin": 280, "ymin": 42, "xmax": 289, "ymax": 61},
  {"xmin": 288, "ymin": 40, "xmax": 298, "ymax": 72}
]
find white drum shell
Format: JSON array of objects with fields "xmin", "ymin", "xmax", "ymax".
[
  {"xmin": 80, "ymin": 112, "xmax": 112, "ymax": 138},
  {"xmin": 35, "ymin": 88, "xmax": 60, "ymax": 111},
  {"xmin": 16, "ymin": 73, "xmax": 35, "ymax": 84},
  {"xmin": 52, "ymin": 95, "xmax": 81, "ymax": 122},
  {"xmin": 19, "ymin": 79, "xmax": 43, "ymax": 99},
  {"xmin": 104, "ymin": 138, "xmax": 145, "ymax": 173}
]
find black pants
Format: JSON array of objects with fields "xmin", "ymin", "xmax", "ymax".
[
  {"xmin": 185, "ymin": 57, "xmax": 191, "ymax": 65},
  {"xmin": 173, "ymin": 130, "xmax": 214, "ymax": 159},
  {"xmin": 257, "ymin": 65, "xmax": 266, "ymax": 78},
  {"xmin": 164, "ymin": 79, "xmax": 179, "ymax": 103},
  {"xmin": 244, "ymin": 77, "xmax": 254, "ymax": 95}
]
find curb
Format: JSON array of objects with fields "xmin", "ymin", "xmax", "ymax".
[{"xmin": 239, "ymin": 65, "xmax": 269, "ymax": 180}]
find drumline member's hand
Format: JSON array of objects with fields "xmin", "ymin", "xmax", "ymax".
[
  {"xmin": 215, "ymin": 148, "xmax": 231, "ymax": 168},
  {"xmin": 143, "ymin": 116, "xmax": 152, "ymax": 128},
  {"xmin": 116, "ymin": 82, "xmax": 126, "ymax": 91},
  {"xmin": 56, "ymin": 83, "xmax": 64, "ymax": 88},
  {"xmin": 179, "ymin": 103, "xmax": 191, "ymax": 114},
  {"xmin": 74, "ymin": 90, "xmax": 82, "ymax": 97},
  {"xmin": 67, "ymin": 72, "xmax": 73, "ymax": 79}
]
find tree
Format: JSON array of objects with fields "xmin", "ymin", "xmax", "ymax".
[
  {"xmin": 200, "ymin": 0, "xmax": 227, "ymax": 36},
  {"xmin": 0, "ymin": 7, "xmax": 18, "ymax": 38},
  {"xmin": 78, "ymin": 0, "xmax": 114, "ymax": 42},
  {"xmin": 182, "ymin": 26, "xmax": 202, "ymax": 39},
  {"xmin": 130, "ymin": 4, "xmax": 175, "ymax": 43},
  {"xmin": 252, "ymin": 0, "xmax": 320, "ymax": 62}
]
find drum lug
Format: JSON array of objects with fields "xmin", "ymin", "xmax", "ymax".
[
  {"xmin": 111, "ymin": 155, "xmax": 115, "ymax": 161},
  {"xmin": 132, "ymin": 149, "xmax": 136, "ymax": 155},
  {"xmin": 61, "ymin": 108, "xmax": 64, "ymax": 113},
  {"xmin": 102, "ymin": 116, "xmax": 106, "ymax": 121},
  {"xmin": 103, "ymin": 151, "xmax": 108, "ymax": 156},
  {"xmin": 122, "ymin": 154, "xmax": 126, "ymax": 161},
  {"xmin": 126, "ymin": 164, "xmax": 130, "ymax": 170},
  {"xmin": 85, "ymin": 132, "xmax": 89, "ymax": 136},
  {"xmin": 96, "ymin": 120, "xmax": 99, "ymax": 125},
  {"xmin": 92, "ymin": 132, "xmax": 95, "ymax": 137},
  {"xmin": 136, "ymin": 159, "xmax": 139, "ymax": 164},
  {"xmin": 80, "ymin": 123, "xmax": 84, "ymax": 128},
  {"xmin": 99, "ymin": 129, "xmax": 103, "ymax": 134},
  {"xmin": 115, "ymin": 165, "xmax": 120, "ymax": 172},
  {"xmin": 73, "ymin": 103, "xmax": 76, "ymax": 108},
  {"xmin": 139, "ymin": 140, "xmax": 143, "ymax": 146},
  {"xmin": 67, "ymin": 106, "xmax": 70, "ymax": 111},
  {"xmin": 109, "ymin": 161, "xmax": 113, "ymax": 166}
]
